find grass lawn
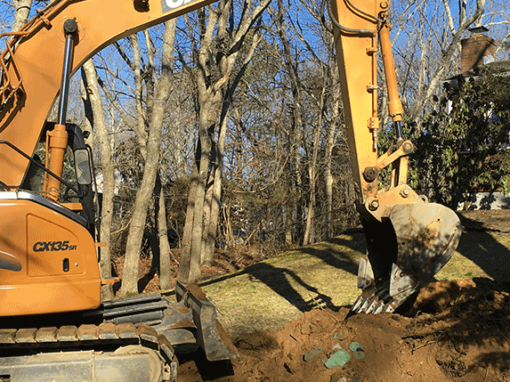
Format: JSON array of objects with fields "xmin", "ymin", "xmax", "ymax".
[{"xmin": 199, "ymin": 230, "xmax": 510, "ymax": 336}]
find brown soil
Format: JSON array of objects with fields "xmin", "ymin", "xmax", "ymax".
[{"xmin": 178, "ymin": 278, "xmax": 510, "ymax": 382}]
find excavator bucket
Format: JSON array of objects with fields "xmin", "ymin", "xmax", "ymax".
[{"xmin": 352, "ymin": 202, "xmax": 462, "ymax": 314}]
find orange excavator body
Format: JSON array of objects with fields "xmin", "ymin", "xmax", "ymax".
[
  {"xmin": 0, "ymin": 193, "xmax": 100, "ymax": 316},
  {"xmin": 0, "ymin": 2, "xmax": 238, "ymax": 380}
]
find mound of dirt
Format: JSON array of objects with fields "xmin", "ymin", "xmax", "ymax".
[{"xmin": 177, "ymin": 277, "xmax": 510, "ymax": 382}]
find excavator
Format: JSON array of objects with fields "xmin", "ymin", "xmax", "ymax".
[{"xmin": 0, "ymin": 0, "xmax": 461, "ymax": 380}]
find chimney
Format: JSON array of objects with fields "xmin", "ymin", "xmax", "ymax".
[{"xmin": 460, "ymin": 26, "xmax": 497, "ymax": 74}]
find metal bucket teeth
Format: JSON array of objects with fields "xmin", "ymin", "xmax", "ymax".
[
  {"xmin": 359, "ymin": 298, "xmax": 370, "ymax": 313},
  {"xmin": 352, "ymin": 296, "xmax": 379, "ymax": 314},
  {"xmin": 357, "ymin": 257, "xmax": 375, "ymax": 290},
  {"xmin": 382, "ymin": 303, "xmax": 395, "ymax": 313},
  {"xmin": 364, "ymin": 299, "xmax": 379, "ymax": 314},
  {"xmin": 351, "ymin": 284, "xmax": 399, "ymax": 314},
  {"xmin": 372, "ymin": 300, "xmax": 385, "ymax": 314},
  {"xmin": 352, "ymin": 296, "xmax": 363, "ymax": 312}
]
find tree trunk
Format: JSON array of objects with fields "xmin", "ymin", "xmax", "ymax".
[
  {"xmin": 202, "ymin": 114, "xmax": 227, "ymax": 266},
  {"xmin": 156, "ymin": 173, "xmax": 172, "ymax": 291},
  {"xmin": 284, "ymin": 203, "xmax": 293, "ymax": 245},
  {"xmin": 177, "ymin": 164, "xmax": 198, "ymax": 283},
  {"xmin": 121, "ymin": 22, "xmax": 176, "ymax": 296},
  {"xmin": 201, "ymin": 171, "xmax": 214, "ymax": 263},
  {"xmin": 120, "ymin": 130, "xmax": 161, "ymax": 296},
  {"xmin": 303, "ymin": 100, "xmax": 323, "ymax": 246},
  {"xmin": 81, "ymin": 59, "xmax": 115, "ymax": 301},
  {"xmin": 277, "ymin": 0, "xmax": 304, "ymax": 244},
  {"xmin": 156, "ymin": 20, "xmax": 176, "ymax": 291},
  {"xmin": 12, "ymin": 0, "xmax": 32, "ymax": 32},
  {"xmin": 188, "ymin": 117, "xmax": 212, "ymax": 283},
  {"xmin": 324, "ymin": 104, "xmax": 339, "ymax": 238}
]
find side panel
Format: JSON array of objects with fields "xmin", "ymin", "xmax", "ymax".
[
  {"xmin": 0, "ymin": 200, "xmax": 101, "ymax": 316},
  {"xmin": 27, "ymin": 214, "xmax": 85, "ymax": 276}
]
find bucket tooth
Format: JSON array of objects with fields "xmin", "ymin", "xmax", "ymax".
[
  {"xmin": 352, "ymin": 296, "xmax": 363, "ymax": 312},
  {"xmin": 372, "ymin": 301, "xmax": 385, "ymax": 314},
  {"xmin": 357, "ymin": 257, "xmax": 375, "ymax": 290},
  {"xmin": 358, "ymin": 298, "xmax": 371, "ymax": 313},
  {"xmin": 382, "ymin": 303, "xmax": 395, "ymax": 313},
  {"xmin": 365, "ymin": 299, "xmax": 378, "ymax": 314}
]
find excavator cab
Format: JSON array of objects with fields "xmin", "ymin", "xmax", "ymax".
[{"xmin": 18, "ymin": 122, "xmax": 97, "ymax": 234}]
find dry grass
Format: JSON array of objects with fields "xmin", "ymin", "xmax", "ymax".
[{"xmin": 199, "ymin": 230, "xmax": 510, "ymax": 337}]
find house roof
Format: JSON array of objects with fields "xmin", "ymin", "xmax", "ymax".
[
  {"xmin": 463, "ymin": 59, "xmax": 510, "ymax": 77},
  {"xmin": 445, "ymin": 59, "xmax": 510, "ymax": 84}
]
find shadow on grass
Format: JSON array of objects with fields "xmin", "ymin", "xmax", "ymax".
[
  {"xmin": 456, "ymin": 214, "xmax": 510, "ymax": 281},
  {"xmin": 297, "ymin": 232, "xmax": 365, "ymax": 277},
  {"xmin": 199, "ymin": 231, "xmax": 367, "ymax": 313},
  {"xmin": 246, "ymin": 262, "xmax": 338, "ymax": 312}
]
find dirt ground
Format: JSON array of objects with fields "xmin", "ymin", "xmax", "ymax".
[
  {"xmin": 176, "ymin": 277, "xmax": 510, "ymax": 382},
  {"xmin": 174, "ymin": 210, "xmax": 510, "ymax": 382},
  {"xmin": 458, "ymin": 210, "xmax": 510, "ymax": 234}
]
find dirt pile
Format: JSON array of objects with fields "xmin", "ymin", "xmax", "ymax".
[{"xmin": 177, "ymin": 277, "xmax": 510, "ymax": 382}]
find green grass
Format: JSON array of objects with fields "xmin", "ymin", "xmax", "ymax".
[{"xmin": 200, "ymin": 230, "xmax": 510, "ymax": 337}]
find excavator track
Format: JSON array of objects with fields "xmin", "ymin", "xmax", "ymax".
[
  {"xmin": 0, "ymin": 322, "xmax": 177, "ymax": 382},
  {"xmin": 0, "ymin": 282, "xmax": 235, "ymax": 381}
]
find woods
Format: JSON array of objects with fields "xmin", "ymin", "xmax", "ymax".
[{"xmin": 3, "ymin": 0, "xmax": 509, "ymax": 296}]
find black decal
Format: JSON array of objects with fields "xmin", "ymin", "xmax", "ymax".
[
  {"xmin": 33, "ymin": 242, "xmax": 44, "ymax": 252},
  {"xmin": 63, "ymin": 258, "xmax": 69, "ymax": 272},
  {"xmin": 32, "ymin": 241, "xmax": 77, "ymax": 252}
]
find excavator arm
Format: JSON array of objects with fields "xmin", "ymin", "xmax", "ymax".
[{"xmin": 330, "ymin": 0, "xmax": 461, "ymax": 313}]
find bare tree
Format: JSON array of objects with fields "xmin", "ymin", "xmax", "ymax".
[
  {"xmin": 11, "ymin": 0, "xmax": 32, "ymax": 32},
  {"xmin": 389, "ymin": 0, "xmax": 486, "ymax": 121},
  {"xmin": 121, "ymin": 21, "xmax": 176, "ymax": 296},
  {"xmin": 81, "ymin": 60, "xmax": 116, "ymax": 301},
  {"xmin": 177, "ymin": 0, "xmax": 271, "ymax": 283}
]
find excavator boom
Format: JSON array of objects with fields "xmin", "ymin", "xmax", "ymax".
[{"xmin": 0, "ymin": 0, "xmax": 218, "ymax": 189}]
